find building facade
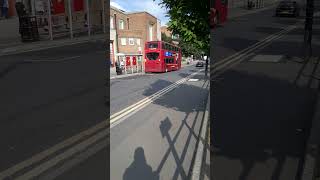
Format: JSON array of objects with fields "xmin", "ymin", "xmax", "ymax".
[{"xmin": 110, "ymin": 7, "xmax": 161, "ymax": 70}]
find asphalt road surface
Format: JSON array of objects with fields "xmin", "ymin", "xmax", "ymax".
[
  {"xmin": 0, "ymin": 41, "xmax": 107, "ymax": 179},
  {"xmin": 0, "ymin": 40, "xmax": 209, "ymax": 180},
  {"xmin": 210, "ymin": 6, "xmax": 320, "ymax": 180}
]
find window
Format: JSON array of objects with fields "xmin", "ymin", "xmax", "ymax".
[
  {"xmin": 146, "ymin": 52, "xmax": 159, "ymax": 60},
  {"xmin": 147, "ymin": 42, "xmax": 158, "ymax": 49},
  {"xmin": 165, "ymin": 58, "xmax": 174, "ymax": 64},
  {"xmin": 121, "ymin": 38, "xmax": 126, "ymax": 45},
  {"xmin": 221, "ymin": 0, "xmax": 228, "ymax": 5},
  {"xmin": 136, "ymin": 39, "xmax": 141, "ymax": 46},
  {"xmin": 119, "ymin": 19, "xmax": 124, "ymax": 29},
  {"xmin": 110, "ymin": 16, "xmax": 114, "ymax": 29},
  {"xmin": 149, "ymin": 24, "xmax": 153, "ymax": 41},
  {"xmin": 129, "ymin": 38, "xmax": 134, "ymax": 45}
]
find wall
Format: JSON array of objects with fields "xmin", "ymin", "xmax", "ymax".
[
  {"xmin": 118, "ymin": 29, "xmax": 143, "ymax": 54},
  {"xmin": 127, "ymin": 12, "xmax": 158, "ymax": 54}
]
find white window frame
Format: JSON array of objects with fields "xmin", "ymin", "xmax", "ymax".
[
  {"xmin": 121, "ymin": 38, "xmax": 126, "ymax": 45},
  {"xmin": 149, "ymin": 24, "xmax": 153, "ymax": 41},
  {"xmin": 136, "ymin": 38, "xmax": 141, "ymax": 46},
  {"xmin": 129, "ymin": 38, "xmax": 135, "ymax": 45},
  {"xmin": 110, "ymin": 16, "xmax": 114, "ymax": 29},
  {"xmin": 119, "ymin": 19, "xmax": 124, "ymax": 30}
]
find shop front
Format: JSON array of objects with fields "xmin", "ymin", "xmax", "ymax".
[{"xmin": 116, "ymin": 53, "xmax": 143, "ymax": 74}]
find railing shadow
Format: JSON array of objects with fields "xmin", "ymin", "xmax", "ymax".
[{"xmin": 122, "ymin": 74, "xmax": 209, "ymax": 179}]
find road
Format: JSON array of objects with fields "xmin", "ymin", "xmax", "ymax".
[
  {"xmin": 0, "ymin": 41, "xmax": 108, "ymax": 179},
  {"xmin": 210, "ymin": 6, "xmax": 320, "ymax": 180},
  {"xmin": 0, "ymin": 39, "xmax": 209, "ymax": 179},
  {"xmin": 57, "ymin": 63, "xmax": 210, "ymax": 180}
]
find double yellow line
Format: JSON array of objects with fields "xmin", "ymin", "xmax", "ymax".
[
  {"xmin": 109, "ymin": 70, "xmax": 204, "ymax": 127},
  {"xmin": 211, "ymin": 24, "xmax": 298, "ymax": 75},
  {"xmin": 0, "ymin": 22, "xmax": 300, "ymax": 180}
]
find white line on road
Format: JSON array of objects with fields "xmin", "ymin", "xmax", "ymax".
[
  {"xmin": 0, "ymin": 21, "xmax": 300, "ymax": 179},
  {"xmin": 192, "ymin": 92, "xmax": 210, "ymax": 180},
  {"xmin": 24, "ymin": 56, "xmax": 81, "ymax": 63},
  {"xmin": 14, "ymin": 129, "xmax": 109, "ymax": 180}
]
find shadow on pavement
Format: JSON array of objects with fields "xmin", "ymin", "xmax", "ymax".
[
  {"xmin": 211, "ymin": 69, "xmax": 317, "ymax": 180},
  {"xmin": 123, "ymin": 147, "xmax": 159, "ymax": 180},
  {"xmin": 127, "ymin": 74, "xmax": 209, "ymax": 179}
]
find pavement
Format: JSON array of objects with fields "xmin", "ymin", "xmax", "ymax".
[
  {"xmin": 210, "ymin": 5, "xmax": 320, "ymax": 180},
  {"xmin": 0, "ymin": 16, "xmax": 106, "ymax": 57},
  {"xmin": 228, "ymin": 0, "xmax": 279, "ymax": 19},
  {"xmin": 109, "ymin": 65, "xmax": 209, "ymax": 180}
]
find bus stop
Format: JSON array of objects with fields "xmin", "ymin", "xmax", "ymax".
[{"xmin": 19, "ymin": 0, "xmax": 107, "ymax": 41}]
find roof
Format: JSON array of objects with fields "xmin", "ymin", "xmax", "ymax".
[
  {"xmin": 110, "ymin": 5, "xmax": 126, "ymax": 13},
  {"xmin": 126, "ymin": 11, "xmax": 158, "ymax": 20}
]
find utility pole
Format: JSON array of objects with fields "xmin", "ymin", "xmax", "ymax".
[{"xmin": 304, "ymin": 0, "xmax": 314, "ymax": 58}]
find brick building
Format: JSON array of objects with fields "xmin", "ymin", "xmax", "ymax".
[
  {"xmin": 161, "ymin": 26, "xmax": 179, "ymax": 44},
  {"xmin": 110, "ymin": 7, "xmax": 161, "ymax": 69}
]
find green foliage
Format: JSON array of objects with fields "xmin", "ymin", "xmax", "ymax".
[{"xmin": 157, "ymin": 0, "xmax": 210, "ymax": 53}]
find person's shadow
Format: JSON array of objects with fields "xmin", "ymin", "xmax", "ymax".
[{"xmin": 123, "ymin": 147, "xmax": 159, "ymax": 180}]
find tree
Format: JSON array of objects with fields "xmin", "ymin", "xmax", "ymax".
[
  {"xmin": 162, "ymin": 31, "xmax": 202, "ymax": 58},
  {"xmin": 157, "ymin": 0, "xmax": 210, "ymax": 54}
]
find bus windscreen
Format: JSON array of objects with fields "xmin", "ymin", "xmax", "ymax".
[
  {"xmin": 147, "ymin": 43, "xmax": 158, "ymax": 49},
  {"xmin": 146, "ymin": 52, "xmax": 159, "ymax": 60}
]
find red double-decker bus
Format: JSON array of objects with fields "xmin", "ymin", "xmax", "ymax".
[
  {"xmin": 210, "ymin": 0, "xmax": 228, "ymax": 28},
  {"xmin": 144, "ymin": 41, "xmax": 182, "ymax": 73}
]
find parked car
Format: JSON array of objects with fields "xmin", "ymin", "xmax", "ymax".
[
  {"xmin": 275, "ymin": 1, "xmax": 300, "ymax": 17},
  {"xmin": 196, "ymin": 61, "xmax": 204, "ymax": 67}
]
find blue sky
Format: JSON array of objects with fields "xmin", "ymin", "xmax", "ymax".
[{"xmin": 110, "ymin": 0, "xmax": 169, "ymax": 26}]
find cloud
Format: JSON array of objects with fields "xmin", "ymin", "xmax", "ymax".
[
  {"xmin": 111, "ymin": 0, "xmax": 169, "ymax": 26},
  {"xmin": 110, "ymin": 1, "xmax": 126, "ymax": 11}
]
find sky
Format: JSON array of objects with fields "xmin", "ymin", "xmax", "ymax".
[{"xmin": 110, "ymin": 0, "xmax": 169, "ymax": 26}]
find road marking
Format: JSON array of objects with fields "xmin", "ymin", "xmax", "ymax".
[
  {"xmin": 212, "ymin": 24, "xmax": 298, "ymax": 70},
  {"xmin": 0, "ymin": 120, "xmax": 107, "ymax": 179},
  {"xmin": 192, "ymin": 92, "xmax": 210, "ymax": 180},
  {"xmin": 211, "ymin": 24, "xmax": 298, "ymax": 75},
  {"xmin": 24, "ymin": 56, "xmax": 81, "ymax": 63},
  {"xmin": 15, "ymin": 129, "xmax": 108, "ymax": 180},
  {"xmin": 0, "ymin": 21, "xmax": 300, "ymax": 179}
]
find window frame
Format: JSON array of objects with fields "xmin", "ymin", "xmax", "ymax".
[
  {"xmin": 119, "ymin": 19, "xmax": 124, "ymax": 30},
  {"xmin": 136, "ymin": 38, "xmax": 141, "ymax": 46},
  {"xmin": 129, "ymin": 38, "xmax": 135, "ymax": 45},
  {"xmin": 120, "ymin": 38, "xmax": 126, "ymax": 45},
  {"xmin": 110, "ymin": 16, "xmax": 114, "ymax": 29}
]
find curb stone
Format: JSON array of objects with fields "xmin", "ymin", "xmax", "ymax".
[
  {"xmin": 301, "ymin": 90, "xmax": 320, "ymax": 180},
  {"xmin": 0, "ymin": 34, "xmax": 106, "ymax": 57}
]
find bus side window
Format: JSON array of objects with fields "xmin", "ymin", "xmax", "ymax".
[{"xmin": 162, "ymin": 42, "xmax": 165, "ymax": 49}]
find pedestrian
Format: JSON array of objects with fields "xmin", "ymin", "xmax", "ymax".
[{"xmin": 2, "ymin": 0, "xmax": 8, "ymax": 19}]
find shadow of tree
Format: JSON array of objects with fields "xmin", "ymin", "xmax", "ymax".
[
  {"xmin": 121, "ymin": 74, "xmax": 209, "ymax": 179},
  {"xmin": 211, "ymin": 69, "xmax": 317, "ymax": 180}
]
